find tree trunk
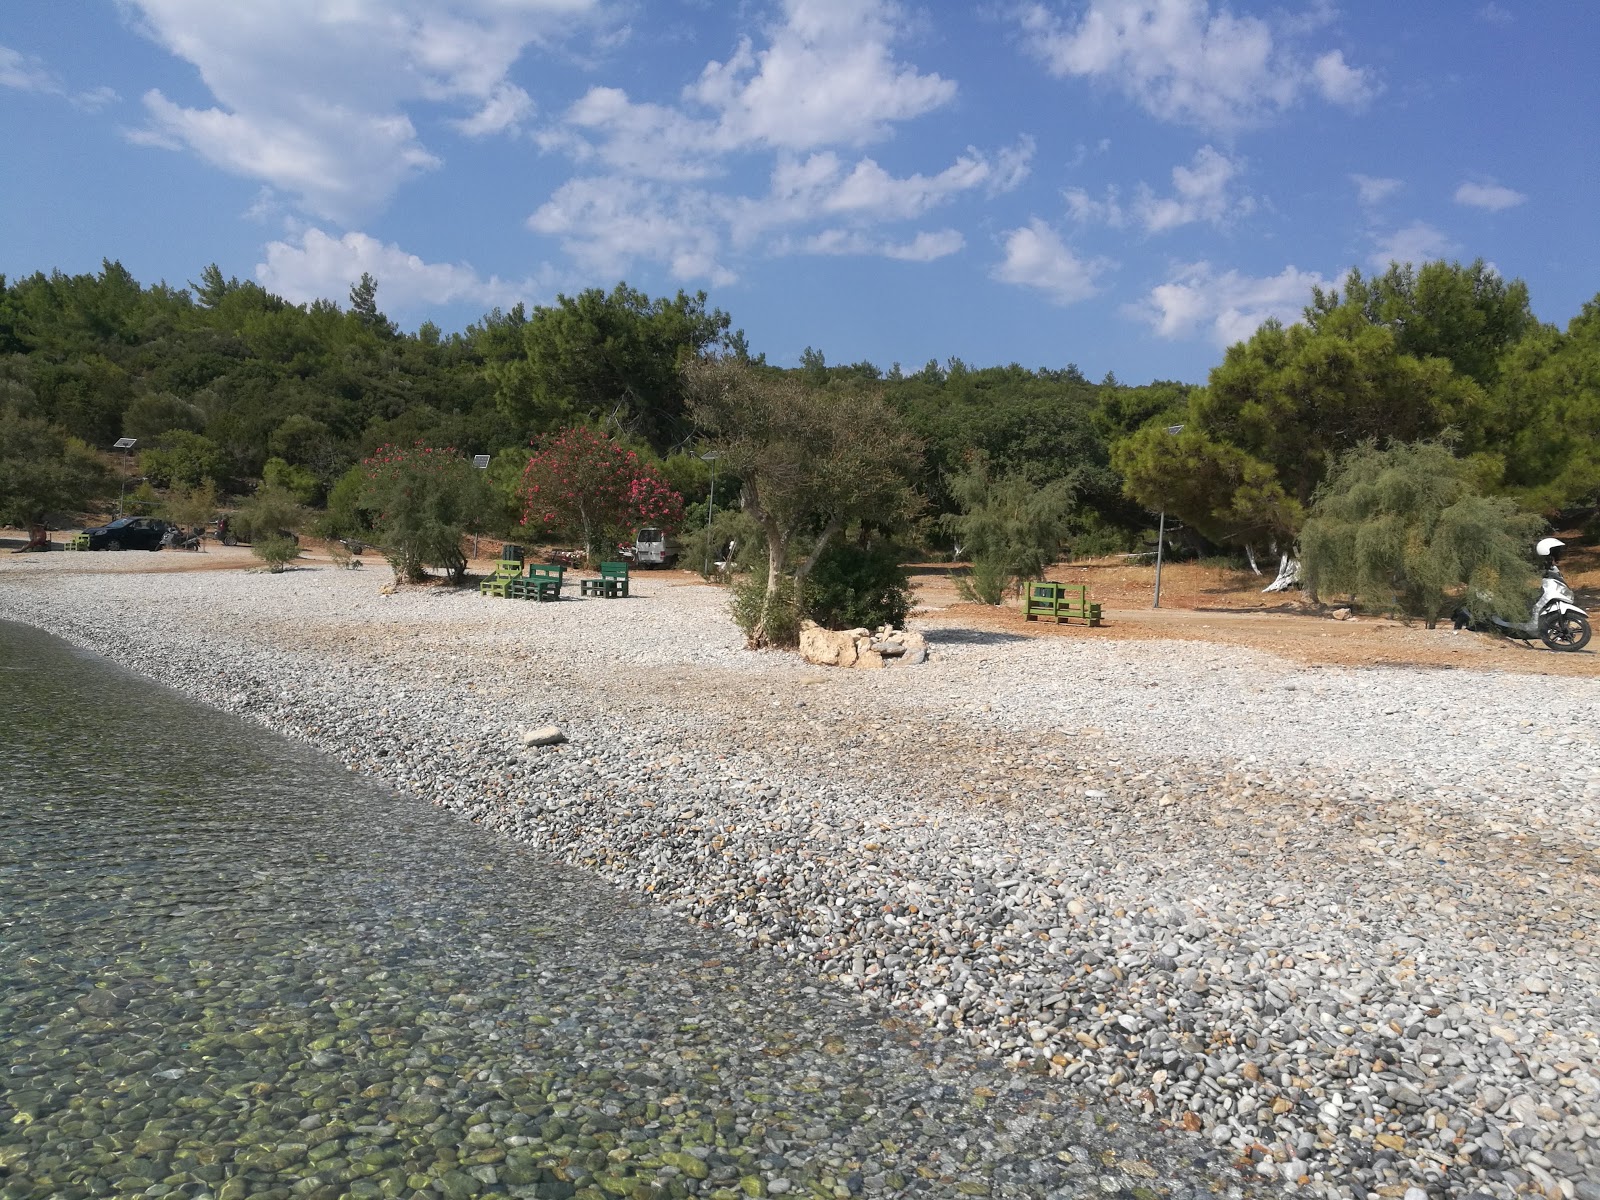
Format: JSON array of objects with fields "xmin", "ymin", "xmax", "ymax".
[
  {"xmin": 793, "ymin": 513, "xmax": 844, "ymax": 593},
  {"xmin": 751, "ymin": 531, "xmax": 789, "ymax": 648},
  {"xmin": 1244, "ymin": 543, "xmax": 1262, "ymax": 575},
  {"xmin": 1262, "ymin": 553, "xmax": 1302, "ymax": 593}
]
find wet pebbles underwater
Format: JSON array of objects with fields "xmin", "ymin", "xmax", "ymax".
[{"xmin": 2, "ymin": 556, "xmax": 1599, "ymax": 1199}]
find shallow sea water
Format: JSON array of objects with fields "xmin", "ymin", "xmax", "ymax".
[{"xmin": 0, "ymin": 620, "xmax": 1236, "ymax": 1200}]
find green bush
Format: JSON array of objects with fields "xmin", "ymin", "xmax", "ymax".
[
  {"xmin": 251, "ymin": 535, "xmax": 301, "ymax": 573},
  {"xmin": 140, "ymin": 430, "xmax": 226, "ymax": 490},
  {"xmin": 943, "ymin": 453, "xmax": 1074, "ymax": 594},
  {"xmin": 803, "ymin": 542, "xmax": 911, "ymax": 630},
  {"xmin": 263, "ymin": 457, "xmax": 321, "ymax": 505},
  {"xmin": 680, "ymin": 507, "xmax": 761, "ymax": 579},
  {"xmin": 1301, "ymin": 441, "xmax": 1544, "ymax": 626},
  {"xmin": 730, "ymin": 569, "xmax": 801, "ymax": 648},
  {"xmin": 954, "ymin": 555, "xmax": 1012, "ymax": 605},
  {"xmin": 234, "ymin": 484, "xmax": 305, "ymax": 544}
]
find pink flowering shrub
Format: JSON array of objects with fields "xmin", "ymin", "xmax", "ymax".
[{"xmin": 516, "ymin": 427, "xmax": 683, "ymax": 562}]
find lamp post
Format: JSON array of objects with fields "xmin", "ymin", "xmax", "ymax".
[
  {"xmin": 699, "ymin": 451, "xmax": 720, "ymax": 576},
  {"xmin": 471, "ymin": 454, "xmax": 490, "ymax": 559},
  {"xmin": 1152, "ymin": 424, "xmax": 1184, "ymax": 609},
  {"xmin": 113, "ymin": 438, "xmax": 138, "ymax": 516}
]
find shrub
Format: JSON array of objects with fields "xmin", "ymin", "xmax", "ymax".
[
  {"xmin": 361, "ymin": 443, "xmax": 490, "ymax": 585},
  {"xmin": 680, "ymin": 507, "xmax": 761, "ymax": 579},
  {"xmin": 234, "ymin": 484, "xmax": 305, "ymax": 545},
  {"xmin": 803, "ymin": 542, "xmax": 911, "ymax": 630},
  {"xmin": 1301, "ymin": 441, "xmax": 1544, "ymax": 626},
  {"xmin": 251, "ymin": 535, "xmax": 301, "ymax": 573},
  {"xmin": 954, "ymin": 555, "xmax": 1012, "ymax": 605},
  {"xmin": 730, "ymin": 569, "xmax": 801, "ymax": 648},
  {"xmin": 140, "ymin": 430, "xmax": 226, "ymax": 490},
  {"xmin": 943, "ymin": 453, "xmax": 1074, "ymax": 594},
  {"xmin": 516, "ymin": 427, "xmax": 683, "ymax": 564},
  {"xmin": 161, "ymin": 482, "xmax": 220, "ymax": 531},
  {"xmin": 263, "ymin": 456, "xmax": 321, "ymax": 505}
]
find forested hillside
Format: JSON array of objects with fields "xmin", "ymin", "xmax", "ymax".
[{"xmin": 2, "ymin": 258, "xmax": 1597, "ymax": 567}]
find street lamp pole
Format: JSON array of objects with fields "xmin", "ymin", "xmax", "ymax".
[
  {"xmin": 1153, "ymin": 424, "xmax": 1184, "ymax": 610},
  {"xmin": 113, "ymin": 438, "xmax": 138, "ymax": 516},
  {"xmin": 699, "ymin": 451, "xmax": 720, "ymax": 576}
]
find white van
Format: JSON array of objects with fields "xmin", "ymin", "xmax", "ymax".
[{"xmin": 633, "ymin": 527, "xmax": 675, "ymax": 567}]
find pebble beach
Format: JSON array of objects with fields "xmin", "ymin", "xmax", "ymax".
[{"xmin": 3, "ymin": 552, "xmax": 1598, "ymax": 1200}]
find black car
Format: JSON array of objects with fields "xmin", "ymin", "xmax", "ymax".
[{"xmin": 83, "ymin": 517, "xmax": 172, "ymax": 551}]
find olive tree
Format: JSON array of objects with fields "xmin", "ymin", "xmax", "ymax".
[{"xmin": 684, "ymin": 357, "xmax": 921, "ymax": 648}]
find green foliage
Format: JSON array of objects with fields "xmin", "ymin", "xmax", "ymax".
[
  {"xmin": 140, "ymin": 430, "xmax": 227, "ymax": 490},
  {"xmin": 1306, "ymin": 260, "xmax": 1535, "ymax": 387},
  {"xmin": 802, "ymin": 541, "xmax": 912, "ymax": 631},
  {"xmin": 729, "ymin": 569, "xmax": 801, "ymax": 649},
  {"xmin": 502, "ymin": 284, "xmax": 739, "ymax": 451},
  {"xmin": 315, "ymin": 465, "xmax": 376, "ymax": 540},
  {"xmin": 1300, "ymin": 441, "xmax": 1544, "ymax": 626},
  {"xmin": 943, "ymin": 453, "xmax": 1074, "ymax": 594},
  {"xmin": 161, "ymin": 481, "xmax": 219, "ymax": 530},
  {"xmin": 234, "ymin": 484, "xmax": 306, "ymax": 545},
  {"xmin": 0, "ymin": 403, "xmax": 110, "ymax": 523},
  {"xmin": 679, "ymin": 506, "xmax": 761, "ymax": 579},
  {"xmin": 122, "ymin": 391, "xmax": 205, "ymax": 442},
  {"xmin": 124, "ymin": 481, "xmax": 161, "ymax": 516},
  {"xmin": 263, "ymin": 456, "xmax": 321, "ymax": 505},
  {"xmin": 361, "ymin": 443, "xmax": 490, "ymax": 584},
  {"xmin": 685, "ymin": 356, "xmax": 922, "ymax": 648},
  {"xmin": 954, "ymin": 557, "xmax": 1013, "ymax": 606},
  {"xmin": 251, "ymin": 535, "xmax": 302, "ymax": 573},
  {"xmin": 1116, "ymin": 285, "xmax": 1495, "ymax": 548},
  {"xmin": 1495, "ymin": 295, "xmax": 1600, "ymax": 510}
]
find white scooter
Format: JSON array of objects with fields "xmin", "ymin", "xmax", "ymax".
[{"xmin": 1453, "ymin": 537, "xmax": 1591, "ymax": 651}]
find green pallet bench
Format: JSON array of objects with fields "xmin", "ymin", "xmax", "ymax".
[
  {"xmin": 1023, "ymin": 581, "xmax": 1102, "ymax": 626},
  {"xmin": 510, "ymin": 563, "xmax": 565, "ymax": 601},
  {"xmin": 479, "ymin": 558, "xmax": 524, "ymax": 598},
  {"xmin": 65, "ymin": 532, "xmax": 91, "ymax": 551},
  {"xmin": 580, "ymin": 561, "xmax": 630, "ymax": 598}
]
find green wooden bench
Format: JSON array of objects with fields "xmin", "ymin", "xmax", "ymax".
[
  {"xmin": 580, "ymin": 561, "xmax": 630, "ymax": 598},
  {"xmin": 1023, "ymin": 581, "xmax": 1102, "ymax": 626},
  {"xmin": 65, "ymin": 532, "xmax": 90, "ymax": 551},
  {"xmin": 510, "ymin": 563, "xmax": 564, "ymax": 601},
  {"xmin": 479, "ymin": 558, "xmax": 524, "ymax": 598}
]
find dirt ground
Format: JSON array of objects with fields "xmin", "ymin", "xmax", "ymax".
[
  {"xmin": 6, "ymin": 526, "xmax": 1597, "ymax": 677},
  {"xmin": 908, "ymin": 540, "xmax": 1600, "ymax": 677}
]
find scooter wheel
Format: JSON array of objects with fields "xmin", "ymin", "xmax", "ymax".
[{"xmin": 1540, "ymin": 612, "xmax": 1592, "ymax": 652}]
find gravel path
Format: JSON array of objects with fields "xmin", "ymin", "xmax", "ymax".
[{"xmin": 3, "ymin": 554, "xmax": 1598, "ymax": 1200}]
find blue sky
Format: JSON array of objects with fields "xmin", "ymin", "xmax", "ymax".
[{"xmin": 3, "ymin": 1, "xmax": 1596, "ymax": 384}]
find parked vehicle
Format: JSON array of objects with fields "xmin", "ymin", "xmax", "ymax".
[
  {"xmin": 82, "ymin": 517, "xmax": 172, "ymax": 551},
  {"xmin": 632, "ymin": 527, "xmax": 676, "ymax": 568},
  {"xmin": 1453, "ymin": 537, "xmax": 1591, "ymax": 651}
]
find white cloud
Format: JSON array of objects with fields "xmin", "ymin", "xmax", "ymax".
[
  {"xmin": 1063, "ymin": 145, "xmax": 1251, "ymax": 234},
  {"xmin": 1310, "ymin": 50, "xmax": 1373, "ymax": 108},
  {"xmin": 1370, "ymin": 220, "xmax": 1456, "ymax": 267},
  {"xmin": 686, "ymin": 0, "xmax": 956, "ymax": 150},
  {"xmin": 796, "ymin": 228, "xmax": 965, "ymax": 261},
  {"xmin": 1, "ymin": 43, "xmax": 120, "ymax": 109},
  {"xmin": 991, "ymin": 219, "xmax": 1110, "ymax": 304},
  {"xmin": 528, "ymin": 3, "xmax": 1019, "ymax": 279},
  {"xmin": 1063, "ymin": 185, "xmax": 1127, "ymax": 227},
  {"xmin": 1132, "ymin": 261, "xmax": 1328, "ymax": 346},
  {"xmin": 529, "ymin": 178, "xmax": 737, "ymax": 285},
  {"xmin": 0, "ymin": 44, "xmax": 58, "ymax": 93},
  {"xmin": 257, "ymin": 228, "xmax": 536, "ymax": 314},
  {"xmin": 1017, "ymin": 0, "xmax": 1376, "ymax": 131},
  {"xmin": 123, "ymin": 0, "xmax": 608, "ymax": 222},
  {"xmin": 1454, "ymin": 180, "xmax": 1527, "ymax": 212},
  {"xmin": 452, "ymin": 83, "xmax": 535, "ymax": 138},
  {"xmin": 1134, "ymin": 145, "xmax": 1253, "ymax": 233},
  {"xmin": 1351, "ymin": 173, "xmax": 1401, "ymax": 206},
  {"xmin": 1478, "ymin": 4, "xmax": 1513, "ymax": 24}
]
